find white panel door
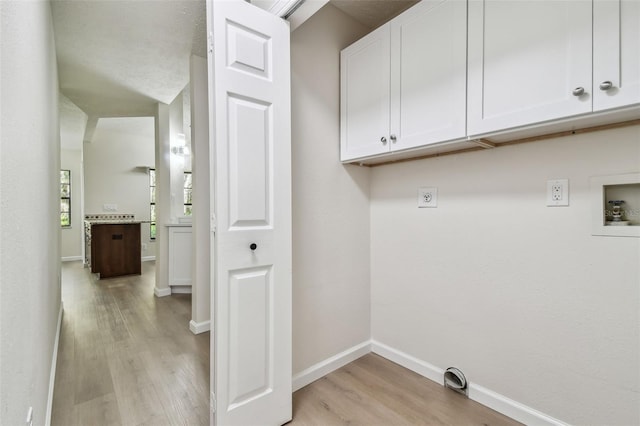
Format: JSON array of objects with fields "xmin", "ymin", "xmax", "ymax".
[
  {"xmin": 208, "ymin": 1, "xmax": 292, "ymax": 425},
  {"xmin": 467, "ymin": 0, "xmax": 592, "ymax": 136},
  {"xmin": 340, "ymin": 24, "xmax": 391, "ymax": 161},
  {"xmin": 593, "ymin": 0, "xmax": 640, "ymax": 111},
  {"xmin": 390, "ymin": 0, "xmax": 467, "ymax": 150}
]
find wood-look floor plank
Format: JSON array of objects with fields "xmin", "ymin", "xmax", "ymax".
[
  {"xmin": 54, "ymin": 260, "xmax": 519, "ymax": 426},
  {"xmin": 290, "ymin": 354, "xmax": 522, "ymax": 426},
  {"xmin": 52, "ymin": 261, "xmax": 210, "ymax": 426},
  {"xmin": 75, "ymin": 393, "xmax": 122, "ymax": 426}
]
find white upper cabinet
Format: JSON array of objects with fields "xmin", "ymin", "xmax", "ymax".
[
  {"xmin": 340, "ymin": 24, "xmax": 391, "ymax": 161},
  {"xmin": 340, "ymin": 0, "xmax": 639, "ymax": 164},
  {"xmin": 389, "ymin": 0, "xmax": 467, "ymax": 151},
  {"xmin": 467, "ymin": 0, "xmax": 593, "ymax": 136},
  {"xmin": 341, "ymin": 0, "xmax": 467, "ymax": 162},
  {"xmin": 593, "ymin": 0, "xmax": 640, "ymax": 111}
]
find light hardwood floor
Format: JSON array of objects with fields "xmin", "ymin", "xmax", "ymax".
[
  {"xmin": 290, "ymin": 354, "xmax": 520, "ymax": 426},
  {"xmin": 53, "ymin": 261, "xmax": 519, "ymax": 426},
  {"xmin": 52, "ymin": 261, "xmax": 210, "ymax": 426}
]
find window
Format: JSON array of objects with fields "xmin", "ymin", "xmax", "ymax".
[
  {"xmin": 184, "ymin": 171, "xmax": 192, "ymax": 216},
  {"xmin": 60, "ymin": 170, "xmax": 71, "ymax": 227},
  {"xmin": 150, "ymin": 169, "xmax": 156, "ymax": 239},
  {"xmin": 149, "ymin": 170, "xmax": 191, "ymax": 240}
]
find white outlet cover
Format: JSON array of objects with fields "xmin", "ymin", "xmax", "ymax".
[
  {"xmin": 546, "ymin": 179, "xmax": 569, "ymax": 206},
  {"xmin": 418, "ymin": 187, "xmax": 438, "ymax": 208}
]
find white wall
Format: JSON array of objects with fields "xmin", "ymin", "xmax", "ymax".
[
  {"xmin": 0, "ymin": 1, "xmax": 62, "ymax": 425},
  {"xmin": 83, "ymin": 117, "xmax": 156, "ymax": 258},
  {"xmin": 169, "ymin": 93, "xmax": 186, "ymax": 220},
  {"xmin": 190, "ymin": 55, "xmax": 210, "ymax": 328},
  {"xmin": 291, "ymin": 5, "xmax": 372, "ymax": 374},
  {"xmin": 370, "ymin": 125, "xmax": 640, "ymax": 425},
  {"xmin": 154, "ymin": 93, "xmax": 189, "ymax": 296}
]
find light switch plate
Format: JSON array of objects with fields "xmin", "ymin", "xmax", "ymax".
[
  {"xmin": 418, "ymin": 187, "xmax": 437, "ymax": 208},
  {"xmin": 103, "ymin": 203, "xmax": 118, "ymax": 212}
]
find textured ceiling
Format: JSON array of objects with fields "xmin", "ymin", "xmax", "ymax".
[
  {"xmin": 51, "ymin": 0, "xmax": 206, "ymax": 120},
  {"xmin": 51, "ymin": 0, "xmax": 413, "ymax": 142},
  {"xmin": 330, "ymin": 0, "xmax": 418, "ymax": 29}
]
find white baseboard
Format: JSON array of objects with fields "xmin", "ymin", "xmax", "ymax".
[
  {"xmin": 469, "ymin": 383, "xmax": 569, "ymax": 426},
  {"xmin": 189, "ymin": 320, "xmax": 211, "ymax": 334},
  {"xmin": 154, "ymin": 286, "xmax": 171, "ymax": 297},
  {"xmin": 371, "ymin": 340, "xmax": 567, "ymax": 426},
  {"xmin": 142, "ymin": 256, "xmax": 156, "ymax": 262},
  {"xmin": 46, "ymin": 302, "xmax": 64, "ymax": 426},
  {"xmin": 61, "ymin": 256, "xmax": 82, "ymax": 262},
  {"xmin": 292, "ymin": 340, "xmax": 371, "ymax": 392},
  {"xmin": 371, "ymin": 340, "xmax": 444, "ymax": 385},
  {"xmin": 170, "ymin": 286, "xmax": 192, "ymax": 294}
]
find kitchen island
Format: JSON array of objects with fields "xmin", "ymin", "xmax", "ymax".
[{"xmin": 84, "ymin": 214, "xmax": 144, "ymax": 279}]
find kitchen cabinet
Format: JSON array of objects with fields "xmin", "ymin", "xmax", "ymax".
[
  {"xmin": 90, "ymin": 223, "xmax": 141, "ymax": 279},
  {"xmin": 593, "ymin": 0, "xmax": 640, "ymax": 112},
  {"xmin": 468, "ymin": 0, "xmax": 640, "ymax": 136},
  {"xmin": 167, "ymin": 225, "xmax": 192, "ymax": 291},
  {"xmin": 340, "ymin": 0, "xmax": 467, "ymax": 162}
]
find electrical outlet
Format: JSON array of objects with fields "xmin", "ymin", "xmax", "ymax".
[
  {"xmin": 418, "ymin": 187, "xmax": 438, "ymax": 208},
  {"xmin": 102, "ymin": 203, "xmax": 118, "ymax": 212},
  {"xmin": 547, "ymin": 179, "xmax": 569, "ymax": 206}
]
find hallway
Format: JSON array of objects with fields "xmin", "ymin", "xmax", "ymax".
[{"xmin": 51, "ymin": 261, "xmax": 210, "ymax": 425}]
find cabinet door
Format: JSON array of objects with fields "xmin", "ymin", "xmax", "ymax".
[
  {"xmin": 468, "ymin": 0, "xmax": 592, "ymax": 136},
  {"xmin": 390, "ymin": 0, "xmax": 467, "ymax": 150},
  {"xmin": 593, "ymin": 0, "xmax": 640, "ymax": 111},
  {"xmin": 340, "ymin": 24, "xmax": 390, "ymax": 161},
  {"xmin": 168, "ymin": 227, "xmax": 192, "ymax": 286}
]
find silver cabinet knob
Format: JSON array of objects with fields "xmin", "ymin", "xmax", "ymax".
[
  {"xmin": 599, "ymin": 81, "xmax": 613, "ymax": 91},
  {"xmin": 572, "ymin": 87, "xmax": 585, "ymax": 96},
  {"xmin": 390, "ymin": 134, "xmax": 397, "ymax": 143},
  {"xmin": 380, "ymin": 136, "xmax": 387, "ymax": 144}
]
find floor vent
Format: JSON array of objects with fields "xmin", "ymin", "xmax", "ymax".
[{"xmin": 444, "ymin": 367, "xmax": 468, "ymax": 397}]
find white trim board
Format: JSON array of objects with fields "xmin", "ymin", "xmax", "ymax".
[
  {"xmin": 469, "ymin": 383, "xmax": 569, "ymax": 426},
  {"xmin": 154, "ymin": 287, "xmax": 171, "ymax": 297},
  {"xmin": 370, "ymin": 340, "xmax": 568, "ymax": 426},
  {"xmin": 371, "ymin": 340, "xmax": 444, "ymax": 384},
  {"xmin": 189, "ymin": 320, "xmax": 210, "ymax": 335},
  {"xmin": 292, "ymin": 340, "xmax": 371, "ymax": 392},
  {"xmin": 61, "ymin": 256, "xmax": 82, "ymax": 262},
  {"xmin": 142, "ymin": 256, "xmax": 156, "ymax": 262},
  {"xmin": 45, "ymin": 302, "xmax": 64, "ymax": 426}
]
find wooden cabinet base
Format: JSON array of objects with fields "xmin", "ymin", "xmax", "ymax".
[{"xmin": 90, "ymin": 223, "xmax": 141, "ymax": 279}]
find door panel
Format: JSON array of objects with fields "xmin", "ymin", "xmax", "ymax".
[
  {"xmin": 209, "ymin": 1, "xmax": 292, "ymax": 425},
  {"xmin": 226, "ymin": 21, "xmax": 272, "ymax": 79},
  {"xmin": 227, "ymin": 94, "xmax": 272, "ymax": 229},
  {"xmin": 228, "ymin": 266, "xmax": 272, "ymax": 408}
]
